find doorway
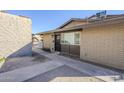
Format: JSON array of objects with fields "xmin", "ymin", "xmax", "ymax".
[{"xmin": 55, "ymin": 34, "xmax": 61, "ymax": 51}]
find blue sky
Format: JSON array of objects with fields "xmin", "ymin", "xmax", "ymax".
[{"xmin": 7, "ymin": 10, "xmax": 124, "ymax": 34}]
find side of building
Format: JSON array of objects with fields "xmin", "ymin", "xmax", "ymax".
[
  {"xmin": 0, "ymin": 11, "xmax": 32, "ymax": 57},
  {"xmin": 37, "ymin": 14, "xmax": 124, "ymax": 70}
]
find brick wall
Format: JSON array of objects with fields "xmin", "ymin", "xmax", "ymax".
[{"xmin": 0, "ymin": 12, "xmax": 32, "ymax": 57}]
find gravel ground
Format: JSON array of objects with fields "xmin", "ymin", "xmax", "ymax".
[
  {"xmin": 0, "ymin": 51, "xmax": 51, "ymax": 73},
  {"xmin": 25, "ymin": 65, "xmax": 103, "ymax": 82}
]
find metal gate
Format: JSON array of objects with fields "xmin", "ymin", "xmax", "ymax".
[
  {"xmin": 55, "ymin": 34, "xmax": 61, "ymax": 51},
  {"xmin": 61, "ymin": 44, "xmax": 80, "ymax": 57}
]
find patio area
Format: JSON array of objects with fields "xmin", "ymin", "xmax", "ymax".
[
  {"xmin": 0, "ymin": 48, "xmax": 124, "ymax": 82},
  {"xmin": 0, "ymin": 51, "xmax": 51, "ymax": 73}
]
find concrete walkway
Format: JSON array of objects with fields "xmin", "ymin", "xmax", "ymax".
[
  {"xmin": 0, "ymin": 48, "xmax": 124, "ymax": 82},
  {"xmin": 33, "ymin": 48, "xmax": 124, "ymax": 82},
  {"xmin": 0, "ymin": 61, "xmax": 63, "ymax": 82}
]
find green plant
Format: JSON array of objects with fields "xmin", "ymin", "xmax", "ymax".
[{"xmin": 0, "ymin": 57, "xmax": 6, "ymax": 63}]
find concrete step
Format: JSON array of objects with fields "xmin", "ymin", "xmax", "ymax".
[{"xmin": 0, "ymin": 61, "xmax": 63, "ymax": 82}]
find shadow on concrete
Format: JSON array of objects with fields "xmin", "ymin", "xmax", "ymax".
[
  {"xmin": 7, "ymin": 42, "xmax": 32, "ymax": 58},
  {"xmin": 32, "ymin": 51, "xmax": 52, "ymax": 62},
  {"xmin": 25, "ymin": 65, "xmax": 124, "ymax": 82},
  {"xmin": 25, "ymin": 65, "xmax": 94, "ymax": 82}
]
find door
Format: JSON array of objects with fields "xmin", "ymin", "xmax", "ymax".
[{"xmin": 55, "ymin": 34, "xmax": 61, "ymax": 51}]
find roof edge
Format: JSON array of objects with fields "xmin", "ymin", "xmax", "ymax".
[
  {"xmin": 0, "ymin": 10, "xmax": 30, "ymax": 19},
  {"xmin": 37, "ymin": 15, "xmax": 124, "ymax": 35},
  {"xmin": 56, "ymin": 18, "xmax": 87, "ymax": 29}
]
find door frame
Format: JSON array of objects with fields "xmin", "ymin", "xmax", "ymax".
[{"xmin": 54, "ymin": 33, "xmax": 61, "ymax": 51}]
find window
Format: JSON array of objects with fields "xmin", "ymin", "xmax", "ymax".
[
  {"xmin": 61, "ymin": 33, "xmax": 65, "ymax": 44},
  {"xmin": 74, "ymin": 32, "xmax": 80, "ymax": 45},
  {"xmin": 61, "ymin": 32, "xmax": 80, "ymax": 45}
]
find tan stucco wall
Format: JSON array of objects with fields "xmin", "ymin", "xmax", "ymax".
[
  {"xmin": 62, "ymin": 21, "xmax": 88, "ymax": 29},
  {"xmin": 0, "ymin": 12, "xmax": 32, "ymax": 57},
  {"xmin": 43, "ymin": 33, "xmax": 54, "ymax": 51},
  {"xmin": 80, "ymin": 23, "xmax": 124, "ymax": 69}
]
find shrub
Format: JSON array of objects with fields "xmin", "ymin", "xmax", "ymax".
[{"xmin": 0, "ymin": 57, "xmax": 6, "ymax": 63}]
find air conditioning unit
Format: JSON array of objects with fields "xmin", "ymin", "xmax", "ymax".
[{"xmin": 96, "ymin": 11, "xmax": 107, "ymax": 19}]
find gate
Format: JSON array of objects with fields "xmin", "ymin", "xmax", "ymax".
[
  {"xmin": 61, "ymin": 44, "xmax": 80, "ymax": 57},
  {"xmin": 55, "ymin": 34, "xmax": 61, "ymax": 51}
]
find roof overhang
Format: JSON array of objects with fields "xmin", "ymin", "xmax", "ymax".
[
  {"xmin": 37, "ymin": 16, "xmax": 124, "ymax": 35},
  {"xmin": 56, "ymin": 18, "xmax": 87, "ymax": 29}
]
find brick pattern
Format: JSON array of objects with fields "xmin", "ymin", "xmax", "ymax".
[{"xmin": 0, "ymin": 12, "xmax": 32, "ymax": 57}]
